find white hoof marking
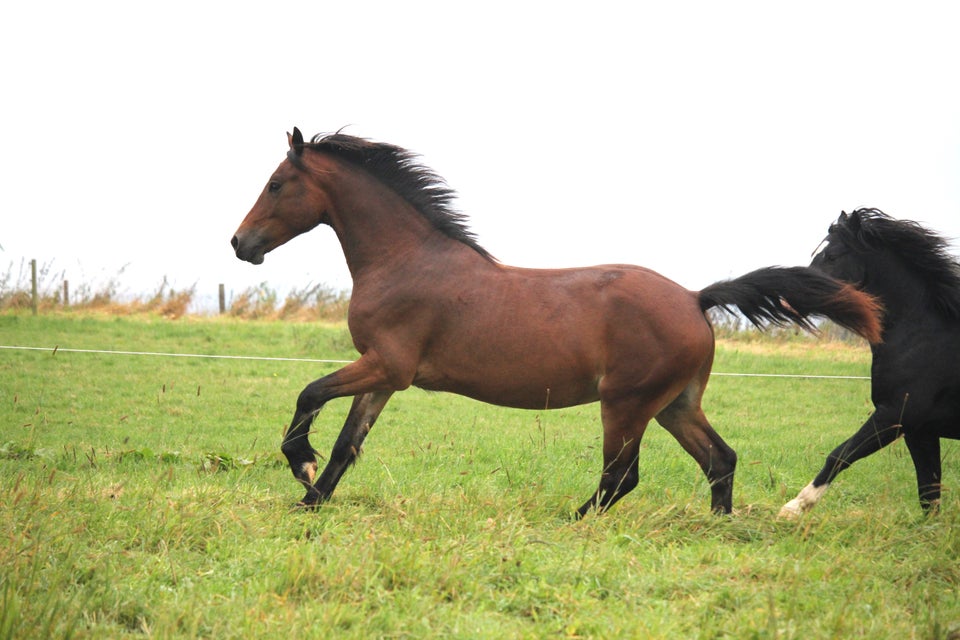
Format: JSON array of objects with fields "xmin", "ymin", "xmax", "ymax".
[{"xmin": 778, "ymin": 482, "xmax": 829, "ymax": 519}]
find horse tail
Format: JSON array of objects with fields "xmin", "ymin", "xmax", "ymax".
[{"xmin": 698, "ymin": 266, "xmax": 883, "ymax": 344}]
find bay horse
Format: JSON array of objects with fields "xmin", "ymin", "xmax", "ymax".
[
  {"xmin": 231, "ymin": 128, "xmax": 882, "ymax": 517},
  {"xmin": 780, "ymin": 208, "xmax": 960, "ymax": 517}
]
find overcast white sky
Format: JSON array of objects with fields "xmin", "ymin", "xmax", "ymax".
[{"xmin": 2, "ymin": 2, "xmax": 958, "ymax": 311}]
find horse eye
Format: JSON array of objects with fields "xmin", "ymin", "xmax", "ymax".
[{"xmin": 268, "ymin": 181, "xmax": 282, "ymax": 193}]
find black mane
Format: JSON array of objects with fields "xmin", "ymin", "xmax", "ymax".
[
  {"xmin": 304, "ymin": 132, "xmax": 494, "ymax": 262},
  {"xmin": 836, "ymin": 208, "xmax": 960, "ymax": 318}
]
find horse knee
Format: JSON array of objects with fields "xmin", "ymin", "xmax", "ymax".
[{"xmin": 296, "ymin": 384, "xmax": 325, "ymax": 415}]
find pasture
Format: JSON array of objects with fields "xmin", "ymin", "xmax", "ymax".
[{"xmin": 2, "ymin": 314, "xmax": 958, "ymax": 638}]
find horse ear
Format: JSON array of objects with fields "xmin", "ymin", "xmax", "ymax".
[
  {"xmin": 838, "ymin": 210, "xmax": 849, "ymax": 223},
  {"xmin": 847, "ymin": 209, "xmax": 863, "ymax": 232},
  {"xmin": 288, "ymin": 127, "xmax": 305, "ymax": 156}
]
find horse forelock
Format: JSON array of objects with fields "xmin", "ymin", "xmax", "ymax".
[
  {"xmin": 837, "ymin": 208, "xmax": 960, "ymax": 319},
  {"xmin": 295, "ymin": 131, "xmax": 495, "ymax": 262}
]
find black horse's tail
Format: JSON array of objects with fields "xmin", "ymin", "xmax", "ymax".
[{"xmin": 698, "ymin": 266, "xmax": 883, "ymax": 344}]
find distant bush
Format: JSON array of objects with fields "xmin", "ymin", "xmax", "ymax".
[
  {"xmin": 1, "ymin": 260, "xmax": 349, "ymax": 322},
  {"xmin": 227, "ymin": 281, "xmax": 349, "ymax": 321}
]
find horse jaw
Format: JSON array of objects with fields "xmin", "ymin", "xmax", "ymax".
[{"xmin": 243, "ymin": 251, "xmax": 265, "ymax": 265}]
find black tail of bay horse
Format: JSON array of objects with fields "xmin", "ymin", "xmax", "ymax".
[
  {"xmin": 699, "ymin": 265, "xmax": 881, "ymax": 338},
  {"xmin": 232, "ymin": 129, "xmax": 883, "ymax": 517},
  {"xmin": 781, "ymin": 208, "xmax": 960, "ymax": 517}
]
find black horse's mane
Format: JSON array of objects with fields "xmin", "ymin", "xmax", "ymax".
[
  {"xmin": 835, "ymin": 208, "xmax": 960, "ymax": 318},
  {"xmin": 303, "ymin": 132, "xmax": 495, "ymax": 262}
]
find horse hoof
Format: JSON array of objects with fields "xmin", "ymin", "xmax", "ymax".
[{"xmin": 777, "ymin": 501, "xmax": 803, "ymax": 520}]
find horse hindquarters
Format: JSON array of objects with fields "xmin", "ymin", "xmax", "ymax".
[{"xmin": 576, "ymin": 306, "xmax": 726, "ymax": 518}]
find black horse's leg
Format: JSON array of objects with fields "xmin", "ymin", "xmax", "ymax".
[
  {"xmin": 779, "ymin": 408, "xmax": 903, "ymax": 517},
  {"xmin": 307, "ymin": 390, "xmax": 394, "ymax": 505},
  {"xmin": 903, "ymin": 432, "xmax": 942, "ymax": 512}
]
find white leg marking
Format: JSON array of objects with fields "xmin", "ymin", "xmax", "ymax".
[
  {"xmin": 778, "ymin": 482, "xmax": 829, "ymax": 519},
  {"xmin": 301, "ymin": 461, "xmax": 318, "ymax": 484}
]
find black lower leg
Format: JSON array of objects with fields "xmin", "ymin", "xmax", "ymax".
[
  {"xmin": 308, "ymin": 391, "xmax": 393, "ymax": 506},
  {"xmin": 905, "ymin": 433, "xmax": 942, "ymax": 512},
  {"xmin": 281, "ymin": 409, "xmax": 321, "ymax": 502},
  {"xmin": 708, "ymin": 445, "xmax": 737, "ymax": 514},
  {"xmin": 576, "ymin": 457, "xmax": 640, "ymax": 519}
]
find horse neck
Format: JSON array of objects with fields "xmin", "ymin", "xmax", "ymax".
[
  {"xmin": 861, "ymin": 250, "xmax": 934, "ymax": 329},
  {"xmin": 319, "ymin": 159, "xmax": 458, "ymax": 280}
]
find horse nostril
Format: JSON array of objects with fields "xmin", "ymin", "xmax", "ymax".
[{"xmin": 231, "ymin": 235, "xmax": 239, "ymax": 251}]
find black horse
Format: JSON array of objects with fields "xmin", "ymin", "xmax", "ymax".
[{"xmin": 780, "ymin": 208, "xmax": 960, "ymax": 516}]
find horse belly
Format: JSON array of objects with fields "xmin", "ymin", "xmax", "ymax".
[{"xmin": 413, "ymin": 332, "xmax": 603, "ymax": 410}]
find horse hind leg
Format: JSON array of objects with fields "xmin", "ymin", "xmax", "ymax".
[
  {"xmin": 655, "ymin": 393, "xmax": 737, "ymax": 514},
  {"xmin": 575, "ymin": 398, "xmax": 651, "ymax": 519},
  {"xmin": 575, "ymin": 436, "xmax": 643, "ymax": 519},
  {"xmin": 904, "ymin": 432, "xmax": 942, "ymax": 513}
]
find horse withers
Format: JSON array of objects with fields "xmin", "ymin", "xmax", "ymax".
[
  {"xmin": 232, "ymin": 129, "xmax": 882, "ymax": 517},
  {"xmin": 780, "ymin": 208, "xmax": 960, "ymax": 517}
]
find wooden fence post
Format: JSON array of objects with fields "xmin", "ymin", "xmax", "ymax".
[
  {"xmin": 218, "ymin": 283, "xmax": 226, "ymax": 314},
  {"xmin": 31, "ymin": 259, "xmax": 38, "ymax": 316},
  {"xmin": 63, "ymin": 280, "xmax": 70, "ymax": 307}
]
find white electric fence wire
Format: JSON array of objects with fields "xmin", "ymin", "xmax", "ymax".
[
  {"xmin": 0, "ymin": 344, "xmax": 869, "ymax": 380},
  {"xmin": 0, "ymin": 344, "xmax": 351, "ymax": 364}
]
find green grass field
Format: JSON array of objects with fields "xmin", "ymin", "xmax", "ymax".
[{"xmin": 1, "ymin": 314, "xmax": 958, "ymax": 638}]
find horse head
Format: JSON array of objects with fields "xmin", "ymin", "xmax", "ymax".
[
  {"xmin": 231, "ymin": 128, "xmax": 327, "ymax": 264},
  {"xmin": 810, "ymin": 209, "xmax": 870, "ymax": 286}
]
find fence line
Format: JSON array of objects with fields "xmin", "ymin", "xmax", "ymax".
[
  {"xmin": 0, "ymin": 344, "xmax": 352, "ymax": 365},
  {"xmin": 0, "ymin": 344, "xmax": 870, "ymax": 380}
]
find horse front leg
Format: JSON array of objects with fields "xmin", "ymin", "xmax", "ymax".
[
  {"xmin": 778, "ymin": 408, "xmax": 903, "ymax": 518},
  {"xmin": 280, "ymin": 394, "xmax": 325, "ymax": 499},
  {"xmin": 279, "ymin": 353, "xmax": 397, "ymax": 506},
  {"xmin": 307, "ymin": 390, "xmax": 394, "ymax": 505}
]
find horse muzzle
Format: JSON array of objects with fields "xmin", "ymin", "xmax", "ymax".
[{"xmin": 231, "ymin": 233, "xmax": 266, "ymax": 265}]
